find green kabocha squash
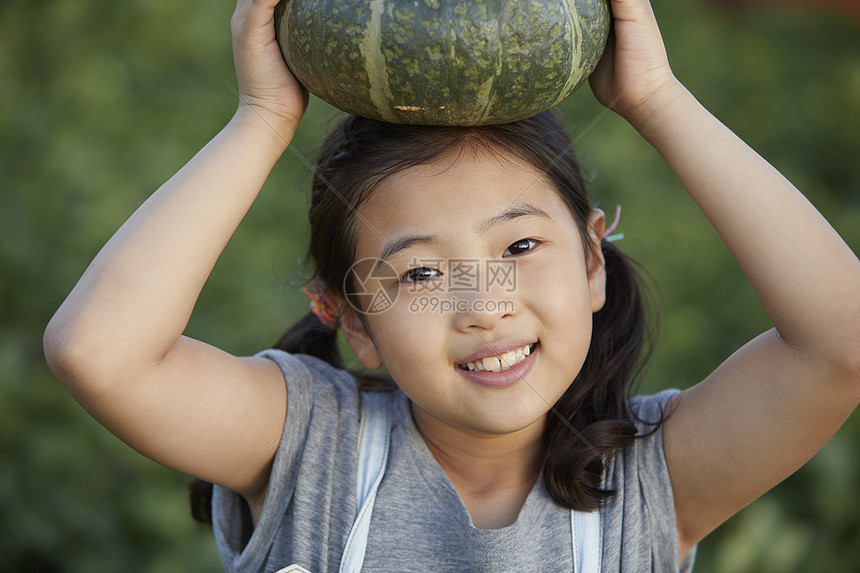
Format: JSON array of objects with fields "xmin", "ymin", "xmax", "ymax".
[{"xmin": 274, "ymin": 0, "xmax": 610, "ymax": 126}]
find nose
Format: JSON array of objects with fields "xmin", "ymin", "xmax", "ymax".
[{"xmin": 452, "ymin": 287, "xmax": 516, "ymax": 332}]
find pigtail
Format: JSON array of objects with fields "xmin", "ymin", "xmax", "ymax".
[
  {"xmin": 189, "ymin": 480, "xmax": 214, "ymax": 523},
  {"xmin": 274, "ymin": 308, "xmax": 395, "ymax": 392},
  {"xmin": 273, "ymin": 310, "xmax": 345, "ymax": 368},
  {"xmin": 543, "ymin": 240, "xmax": 657, "ymax": 511}
]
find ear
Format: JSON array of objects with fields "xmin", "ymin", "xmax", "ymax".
[
  {"xmin": 338, "ymin": 305, "xmax": 383, "ymax": 370},
  {"xmin": 586, "ymin": 209, "xmax": 607, "ymax": 313}
]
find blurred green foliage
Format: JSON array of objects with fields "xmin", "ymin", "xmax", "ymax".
[{"xmin": 2, "ymin": 0, "xmax": 857, "ymax": 571}]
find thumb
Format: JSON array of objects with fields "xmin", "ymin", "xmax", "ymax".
[{"xmin": 607, "ymin": 0, "xmax": 658, "ymax": 23}]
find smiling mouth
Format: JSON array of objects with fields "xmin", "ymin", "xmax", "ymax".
[{"xmin": 457, "ymin": 343, "xmax": 537, "ymax": 373}]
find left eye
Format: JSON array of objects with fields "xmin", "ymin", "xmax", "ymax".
[
  {"xmin": 401, "ymin": 267, "xmax": 441, "ymax": 283},
  {"xmin": 503, "ymin": 238, "xmax": 539, "ymax": 256}
]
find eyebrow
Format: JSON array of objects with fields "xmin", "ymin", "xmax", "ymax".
[
  {"xmin": 376, "ymin": 234, "xmax": 439, "ymax": 268},
  {"xmin": 375, "ymin": 202, "xmax": 552, "ymax": 268},
  {"xmin": 475, "ymin": 202, "xmax": 552, "ymax": 234}
]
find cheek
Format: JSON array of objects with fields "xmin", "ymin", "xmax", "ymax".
[
  {"xmin": 371, "ymin": 308, "xmax": 442, "ymax": 366},
  {"xmin": 373, "ymin": 321, "xmax": 452, "ymax": 406},
  {"xmin": 524, "ymin": 257, "xmax": 594, "ymax": 371},
  {"xmin": 522, "ymin": 256, "xmax": 593, "ymax": 317}
]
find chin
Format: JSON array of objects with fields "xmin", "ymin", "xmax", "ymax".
[{"xmin": 463, "ymin": 404, "xmax": 549, "ymax": 436}]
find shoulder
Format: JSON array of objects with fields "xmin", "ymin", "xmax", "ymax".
[
  {"xmin": 628, "ymin": 388, "xmax": 681, "ymax": 433},
  {"xmin": 256, "ymin": 348, "xmax": 354, "ymax": 386},
  {"xmin": 256, "ymin": 348, "xmax": 361, "ymax": 409},
  {"xmin": 213, "ymin": 350, "xmax": 371, "ymax": 570},
  {"xmin": 600, "ymin": 389, "xmax": 692, "ymax": 571},
  {"xmin": 617, "ymin": 388, "xmax": 683, "ymax": 488}
]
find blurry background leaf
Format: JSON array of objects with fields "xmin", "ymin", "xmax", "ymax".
[{"xmin": 1, "ymin": 0, "xmax": 857, "ymax": 571}]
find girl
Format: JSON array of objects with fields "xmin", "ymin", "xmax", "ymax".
[{"xmin": 44, "ymin": 0, "xmax": 860, "ymax": 571}]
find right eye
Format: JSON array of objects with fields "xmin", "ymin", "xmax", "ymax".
[{"xmin": 400, "ymin": 267, "xmax": 441, "ymax": 283}]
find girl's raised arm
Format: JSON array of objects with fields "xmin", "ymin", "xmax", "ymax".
[
  {"xmin": 591, "ymin": 0, "xmax": 860, "ymax": 561},
  {"xmin": 43, "ymin": 0, "xmax": 304, "ymax": 509}
]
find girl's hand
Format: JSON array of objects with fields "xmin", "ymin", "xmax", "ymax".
[
  {"xmin": 589, "ymin": 0, "xmax": 683, "ymax": 128},
  {"xmin": 231, "ymin": 0, "xmax": 307, "ymax": 137}
]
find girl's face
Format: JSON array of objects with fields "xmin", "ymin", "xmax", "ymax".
[{"xmin": 342, "ymin": 148, "xmax": 606, "ymax": 438}]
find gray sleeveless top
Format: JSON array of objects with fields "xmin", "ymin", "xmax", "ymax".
[{"xmin": 212, "ymin": 350, "xmax": 696, "ymax": 572}]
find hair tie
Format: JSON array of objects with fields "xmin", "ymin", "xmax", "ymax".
[
  {"xmin": 603, "ymin": 205, "xmax": 624, "ymax": 242},
  {"xmin": 302, "ymin": 280, "xmax": 339, "ymax": 331}
]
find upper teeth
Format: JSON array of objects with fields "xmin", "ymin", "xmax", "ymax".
[{"xmin": 463, "ymin": 343, "xmax": 533, "ymax": 373}]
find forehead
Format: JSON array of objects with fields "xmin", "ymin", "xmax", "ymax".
[
  {"xmin": 351, "ymin": 147, "xmax": 577, "ymax": 254},
  {"xmin": 389, "ymin": 143, "xmax": 540, "ymax": 182}
]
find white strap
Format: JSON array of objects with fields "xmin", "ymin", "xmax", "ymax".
[
  {"xmin": 274, "ymin": 566, "xmax": 312, "ymax": 573},
  {"xmin": 335, "ymin": 391, "xmax": 601, "ymax": 572},
  {"xmin": 338, "ymin": 392, "xmax": 391, "ymax": 573},
  {"xmin": 571, "ymin": 508, "xmax": 602, "ymax": 573}
]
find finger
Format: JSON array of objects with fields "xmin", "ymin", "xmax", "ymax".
[
  {"xmin": 232, "ymin": 0, "xmax": 279, "ymax": 37},
  {"xmin": 253, "ymin": 0, "xmax": 282, "ymax": 8},
  {"xmin": 608, "ymin": 0, "xmax": 658, "ymax": 23},
  {"xmin": 246, "ymin": 0, "xmax": 281, "ymax": 24}
]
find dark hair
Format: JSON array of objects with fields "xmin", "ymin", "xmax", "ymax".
[{"xmin": 191, "ymin": 111, "xmax": 656, "ymax": 522}]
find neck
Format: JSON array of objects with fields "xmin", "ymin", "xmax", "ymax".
[{"xmin": 410, "ymin": 402, "xmax": 547, "ymax": 497}]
